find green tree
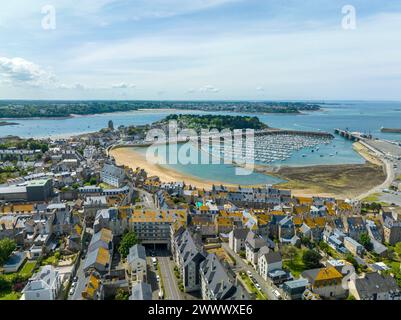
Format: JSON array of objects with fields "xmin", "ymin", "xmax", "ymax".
[
  {"xmin": 115, "ymin": 288, "xmax": 129, "ymax": 300},
  {"xmin": 302, "ymin": 249, "xmax": 322, "ymax": 269},
  {"xmin": 394, "ymin": 243, "xmax": 401, "ymax": 257},
  {"xmin": 0, "ymin": 238, "xmax": 16, "ymax": 265},
  {"xmin": 359, "ymin": 233, "xmax": 373, "ymax": 251},
  {"xmin": 118, "ymin": 231, "xmax": 139, "ymax": 258},
  {"xmin": 282, "ymin": 246, "xmax": 298, "ymax": 263}
]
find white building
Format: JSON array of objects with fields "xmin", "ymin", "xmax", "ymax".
[
  {"xmin": 258, "ymin": 248, "xmax": 282, "ymax": 281},
  {"xmin": 22, "ymin": 265, "xmax": 61, "ymax": 300},
  {"xmin": 228, "ymin": 228, "xmax": 248, "ymax": 253},
  {"xmin": 100, "ymin": 164, "xmax": 126, "ymax": 188}
]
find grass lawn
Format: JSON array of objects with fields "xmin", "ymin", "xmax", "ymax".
[
  {"xmin": 362, "ymin": 193, "xmax": 381, "ymax": 202},
  {"xmin": 283, "ymin": 248, "xmax": 307, "ymax": 278},
  {"xmin": 19, "ymin": 261, "xmax": 36, "ymax": 277},
  {"xmin": 41, "ymin": 254, "xmax": 60, "ymax": 266},
  {"xmin": 99, "ymin": 182, "xmax": 114, "ymax": 190},
  {"xmin": 239, "ymin": 273, "xmax": 267, "ymax": 300},
  {"xmin": 0, "ymin": 291, "xmax": 22, "ymax": 300}
]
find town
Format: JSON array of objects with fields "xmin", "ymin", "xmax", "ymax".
[{"xmin": 1, "ymin": 120, "xmax": 401, "ymax": 302}]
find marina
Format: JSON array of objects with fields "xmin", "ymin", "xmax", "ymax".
[{"xmin": 202, "ymin": 132, "xmax": 334, "ymax": 164}]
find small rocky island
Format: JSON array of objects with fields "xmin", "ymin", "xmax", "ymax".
[
  {"xmin": 0, "ymin": 121, "xmax": 18, "ymax": 126},
  {"xmin": 381, "ymin": 127, "xmax": 401, "ymax": 133}
]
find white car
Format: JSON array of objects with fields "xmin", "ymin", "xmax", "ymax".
[
  {"xmin": 246, "ymin": 271, "xmax": 252, "ymax": 276},
  {"xmin": 156, "ymin": 275, "xmax": 160, "ymax": 282},
  {"xmin": 273, "ymin": 289, "xmax": 281, "ymax": 299},
  {"xmin": 71, "ymin": 282, "xmax": 77, "ymax": 288},
  {"xmin": 69, "ymin": 287, "xmax": 75, "ymax": 296},
  {"xmin": 255, "ymin": 283, "xmax": 261, "ymax": 290}
]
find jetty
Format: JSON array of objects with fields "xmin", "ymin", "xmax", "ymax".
[{"xmin": 334, "ymin": 129, "xmax": 372, "ymax": 141}]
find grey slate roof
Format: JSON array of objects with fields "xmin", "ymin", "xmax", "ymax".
[
  {"xmin": 232, "ymin": 228, "xmax": 248, "ymax": 240},
  {"xmin": 200, "ymin": 254, "xmax": 237, "ymax": 300},
  {"xmin": 264, "ymin": 251, "xmax": 282, "ymax": 264},
  {"xmin": 127, "ymin": 244, "xmax": 146, "ymax": 265},
  {"xmin": 102, "ymin": 164, "xmax": 126, "ymax": 179},
  {"xmin": 245, "ymin": 231, "xmax": 266, "ymax": 250},
  {"xmin": 354, "ymin": 272, "xmax": 400, "ymax": 298},
  {"xmin": 129, "ymin": 282, "xmax": 152, "ymax": 300}
]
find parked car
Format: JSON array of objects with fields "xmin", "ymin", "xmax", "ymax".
[
  {"xmin": 255, "ymin": 283, "xmax": 261, "ymax": 290},
  {"xmin": 156, "ymin": 275, "xmax": 160, "ymax": 282},
  {"xmin": 246, "ymin": 271, "xmax": 252, "ymax": 276},
  {"xmin": 69, "ymin": 287, "xmax": 75, "ymax": 296},
  {"xmin": 273, "ymin": 289, "xmax": 282, "ymax": 300}
]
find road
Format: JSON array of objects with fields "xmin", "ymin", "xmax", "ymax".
[
  {"xmin": 68, "ymin": 255, "xmax": 87, "ymax": 300},
  {"xmin": 157, "ymin": 252, "xmax": 182, "ymax": 300},
  {"xmin": 356, "ymin": 139, "xmax": 399, "ymax": 201},
  {"xmin": 222, "ymin": 243, "xmax": 279, "ymax": 300}
]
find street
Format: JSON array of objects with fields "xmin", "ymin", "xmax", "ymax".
[
  {"xmin": 156, "ymin": 251, "xmax": 182, "ymax": 300},
  {"xmin": 222, "ymin": 243, "xmax": 279, "ymax": 300},
  {"xmin": 68, "ymin": 254, "xmax": 87, "ymax": 300}
]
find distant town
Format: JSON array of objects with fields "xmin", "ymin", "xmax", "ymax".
[
  {"xmin": 0, "ymin": 100, "xmax": 321, "ymax": 119},
  {"xmin": 1, "ymin": 115, "xmax": 401, "ymax": 302}
]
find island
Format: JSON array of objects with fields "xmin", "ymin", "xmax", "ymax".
[
  {"xmin": 156, "ymin": 114, "xmax": 269, "ymax": 132},
  {"xmin": 381, "ymin": 127, "xmax": 401, "ymax": 134},
  {"xmin": 0, "ymin": 100, "xmax": 321, "ymax": 119},
  {"xmin": 0, "ymin": 121, "xmax": 18, "ymax": 126}
]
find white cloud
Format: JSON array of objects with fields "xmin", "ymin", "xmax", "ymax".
[
  {"xmin": 58, "ymin": 83, "xmax": 87, "ymax": 90},
  {"xmin": 0, "ymin": 56, "xmax": 54, "ymax": 87},
  {"xmin": 256, "ymin": 86, "xmax": 265, "ymax": 92},
  {"xmin": 112, "ymin": 82, "xmax": 136, "ymax": 89},
  {"xmin": 199, "ymin": 85, "xmax": 220, "ymax": 93}
]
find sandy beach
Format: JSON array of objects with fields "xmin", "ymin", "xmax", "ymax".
[
  {"xmin": 110, "ymin": 147, "xmax": 240, "ymax": 190},
  {"xmin": 110, "ymin": 141, "xmax": 387, "ymax": 198}
]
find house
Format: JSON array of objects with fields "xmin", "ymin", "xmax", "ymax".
[
  {"xmin": 173, "ymin": 229, "xmax": 206, "ymax": 292},
  {"xmin": 81, "ymin": 272, "xmax": 104, "ymax": 300},
  {"xmin": 301, "ymin": 267, "xmax": 346, "ymax": 299},
  {"xmin": 349, "ymin": 272, "xmax": 401, "ymax": 300},
  {"xmin": 22, "ymin": 265, "xmax": 61, "ymax": 300},
  {"xmin": 258, "ymin": 248, "xmax": 282, "ymax": 281},
  {"xmin": 283, "ymin": 278, "xmax": 309, "ymax": 300},
  {"xmin": 383, "ymin": 217, "xmax": 401, "ymax": 245},
  {"xmin": 228, "ymin": 228, "xmax": 248, "ymax": 254},
  {"xmin": 127, "ymin": 244, "xmax": 147, "ymax": 282},
  {"xmin": 268, "ymin": 269, "xmax": 293, "ymax": 285},
  {"xmin": 344, "ymin": 237, "xmax": 364, "ymax": 256},
  {"xmin": 84, "ymin": 228, "xmax": 113, "ymax": 275},
  {"xmin": 278, "ymin": 216, "xmax": 295, "ymax": 243},
  {"xmin": 83, "ymin": 247, "xmax": 111, "ymax": 276},
  {"xmin": 129, "ymin": 282, "xmax": 153, "ymax": 300},
  {"xmin": 200, "ymin": 253, "xmax": 247, "ymax": 300},
  {"xmin": 101, "ymin": 163, "xmax": 126, "ymax": 188},
  {"xmin": 245, "ymin": 231, "xmax": 266, "ymax": 267},
  {"xmin": 345, "ymin": 216, "xmax": 366, "ymax": 241},
  {"xmin": 2, "ymin": 251, "xmax": 27, "ymax": 273}
]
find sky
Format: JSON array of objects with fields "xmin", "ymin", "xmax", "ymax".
[{"xmin": 1, "ymin": 0, "xmax": 401, "ymax": 101}]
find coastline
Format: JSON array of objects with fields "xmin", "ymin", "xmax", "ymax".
[
  {"xmin": 255, "ymin": 141, "xmax": 387, "ymax": 198},
  {"xmin": 110, "ymin": 147, "xmax": 247, "ymax": 190},
  {"xmin": 110, "ymin": 140, "xmax": 387, "ymax": 198}
]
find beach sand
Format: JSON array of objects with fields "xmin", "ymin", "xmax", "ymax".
[
  {"xmin": 110, "ymin": 141, "xmax": 387, "ymax": 199},
  {"xmin": 110, "ymin": 147, "xmax": 238, "ymax": 190}
]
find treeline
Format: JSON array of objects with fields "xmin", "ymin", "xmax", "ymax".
[
  {"xmin": 0, "ymin": 138, "xmax": 49, "ymax": 152},
  {"xmin": 162, "ymin": 114, "xmax": 269, "ymax": 131},
  {"xmin": 0, "ymin": 100, "xmax": 321, "ymax": 119}
]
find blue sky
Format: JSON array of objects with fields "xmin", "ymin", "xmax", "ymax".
[{"xmin": 1, "ymin": 0, "xmax": 401, "ymax": 100}]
